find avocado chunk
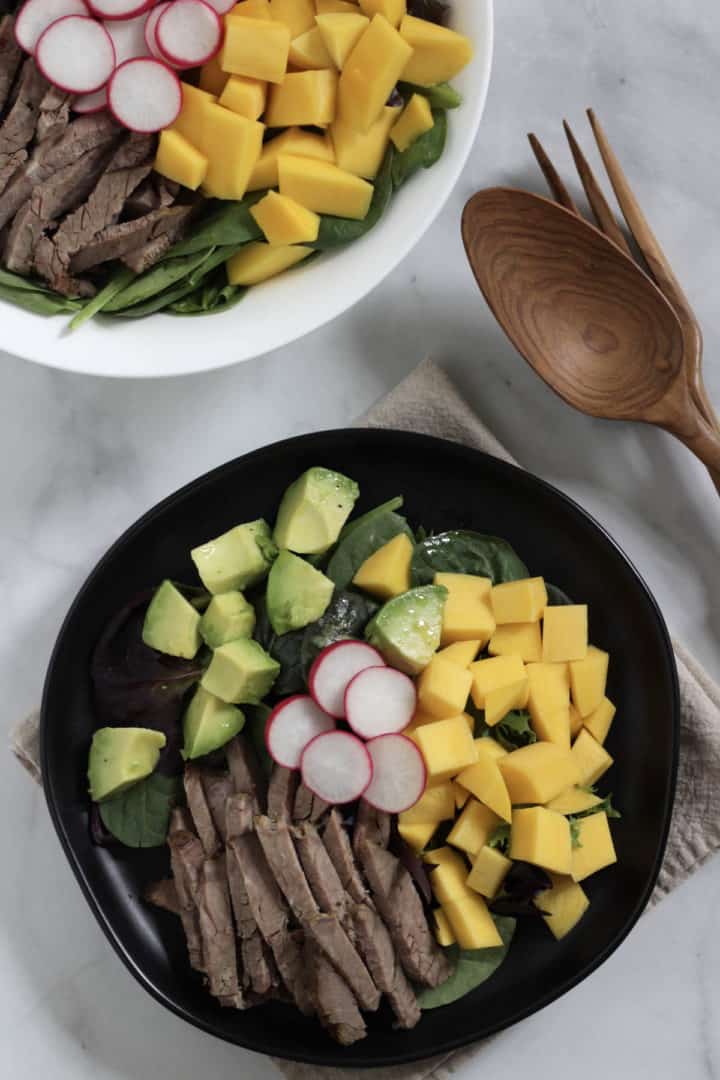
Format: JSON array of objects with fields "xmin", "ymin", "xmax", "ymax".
[
  {"xmin": 266, "ymin": 549, "xmax": 334, "ymax": 635},
  {"xmin": 199, "ymin": 591, "xmax": 256, "ymax": 648},
  {"xmin": 88, "ymin": 726, "xmax": 166, "ymax": 802},
  {"xmin": 142, "ymin": 580, "xmax": 201, "ymax": 659},
  {"xmin": 365, "ymin": 585, "xmax": 448, "ymax": 675},
  {"xmin": 273, "ymin": 467, "xmax": 360, "ymax": 554},
  {"xmin": 182, "ymin": 686, "xmax": 245, "ymax": 759},
  {"xmin": 191, "ymin": 519, "xmax": 277, "ymax": 594},
  {"xmin": 201, "ymin": 638, "xmax": 280, "ymax": 704}
]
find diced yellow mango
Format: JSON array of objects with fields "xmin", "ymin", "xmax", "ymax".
[
  {"xmin": 269, "ymin": 0, "xmax": 316, "ymax": 36},
  {"xmin": 417, "ymin": 654, "xmax": 472, "ymax": 720},
  {"xmin": 569, "ymin": 645, "xmax": 609, "ymax": 716},
  {"xmin": 488, "ymin": 622, "xmax": 542, "ymax": 662},
  {"xmin": 199, "ymin": 54, "xmax": 228, "ymax": 96},
  {"xmin": 331, "ymin": 103, "xmax": 398, "ymax": 177},
  {"xmin": 437, "ymin": 640, "xmax": 482, "ymax": 668},
  {"xmin": 424, "ymin": 845, "xmax": 463, "ymax": 868},
  {"xmin": 571, "ymin": 811, "xmax": 617, "ymax": 882},
  {"xmin": 491, "ymin": 577, "xmax": 547, "ymax": 624},
  {"xmin": 545, "ymin": 786, "xmax": 602, "ymax": 815},
  {"xmin": 390, "ymin": 91, "xmax": 433, "ymax": 151},
  {"xmin": 219, "ymin": 75, "xmax": 267, "ymax": 120},
  {"xmin": 200, "ymin": 106, "xmax": 264, "ymax": 200},
  {"xmin": 570, "ymin": 728, "xmax": 613, "ymax": 786},
  {"xmin": 456, "ymin": 755, "xmax": 512, "ymax": 823},
  {"xmin": 265, "ymin": 69, "xmax": 338, "ymax": 126},
  {"xmin": 154, "ymin": 129, "xmax": 207, "ymax": 191},
  {"xmin": 250, "ymin": 190, "xmax": 320, "ymax": 245},
  {"xmin": 414, "ymin": 714, "xmax": 477, "ymax": 782},
  {"xmin": 485, "ymin": 678, "xmax": 529, "ymax": 728},
  {"xmin": 430, "ymin": 849, "xmax": 471, "ymax": 902},
  {"xmin": 316, "ymin": 11, "xmax": 369, "ymax": 68},
  {"xmin": 337, "ymin": 13, "xmax": 413, "ymax": 132},
  {"xmin": 399, "ymin": 13, "xmax": 473, "ymax": 85},
  {"xmin": 538, "ymin": 875, "xmax": 590, "ymax": 940},
  {"xmin": 452, "ymin": 780, "xmax": 469, "ymax": 809},
  {"xmin": 289, "ymin": 26, "xmax": 334, "ymax": 69},
  {"xmin": 569, "ymin": 702, "xmax": 584, "ymax": 738},
  {"xmin": 526, "ymin": 661, "xmax": 571, "ymax": 748},
  {"xmin": 584, "ymin": 696, "xmax": 616, "ymax": 745},
  {"xmin": 247, "ymin": 127, "xmax": 334, "ymax": 190},
  {"xmin": 542, "ymin": 605, "xmax": 588, "ymax": 663},
  {"xmin": 435, "ymin": 572, "xmax": 495, "ymax": 647},
  {"xmin": 531, "ymin": 706, "xmax": 570, "ymax": 748},
  {"xmin": 467, "ymin": 845, "xmax": 512, "ymax": 899},
  {"xmin": 278, "ymin": 154, "xmax": 372, "ymax": 218},
  {"xmin": 358, "ymin": 0, "xmax": 404, "ymax": 26},
  {"xmin": 227, "ymin": 242, "xmax": 312, "ymax": 285},
  {"xmin": 469, "ymin": 655, "xmax": 526, "ymax": 710},
  {"xmin": 398, "ymin": 820, "xmax": 435, "ymax": 852},
  {"xmin": 222, "ymin": 16, "xmax": 291, "ymax": 83},
  {"xmin": 412, "ymin": 709, "xmax": 439, "ymax": 727},
  {"xmin": 447, "ymin": 798, "xmax": 500, "ymax": 857},
  {"xmin": 461, "ymin": 711, "xmax": 475, "ymax": 734},
  {"xmin": 352, "ymin": 532, "xmax": 413, "ymax": 599},
  {"xmin": 474, "ymin": 736, "xmax": 507, "ymax": 762},
  {"xmin": 442, "ymin": 893, "xmax": 503, "ymax": 949},
  {"xmin": 499, "ymin": 742, "xmax": 581, "ymax": 804},
  {"xmin": 171, "ymin": 83, "xmax": 216, "ymax": 145},
  {"xmin": 230, "ymin": 0, "xmax": 272, "ymax": 16},
  {"xmin": 433, "ymin": 907, "xmax": 455, "ymax": 947},
  {"xmin": 317, "ymin": 0, "xmax": 358, "ymax": 11},
  {"xmin": 511, "ymin": 806, "xmax": 572, "ymax": 875},
  {"xmin": 399, "ymin": 780, "xmax": 455, "ymax": 825}
]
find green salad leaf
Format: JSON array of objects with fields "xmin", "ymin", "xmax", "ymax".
[
  {"xmin": 416, "ymin": 916, "xmax": 516, "ymax": 1010},
  {"xmin": 570, "ymin": 818, "xmax": 583, "ymax": 848},
  {"xmin": 545, "ymin": 583, "xmax": 574, "ymax": 606},
  {"xmin": 311, "ymin": 146, "xmax": 395, "ymax": 250},
  {"xmin": 104, "ymin": 249, "xmax": 214, "ymax": 312},
  {"xmin": 399, "ymin": 81, "xmax": 462, "ymax": 109},
  {"xmin": 98, "ymin": 773, "xmax": 181, "ymax": 848},
  {"xmin": 494, "ymin": 710, "xmax": 537, "ymax": 751},
  {"xmin": 326, "ymin": 509, "xmax": 413, "ymax": 590},
  {"xmin": 0, "ymin": 268, "xmax": 83, "ymax": 314},
  {"xmin": 166, "ymin": 195, "xmax": 263, "ymax": 258},
  {"xmin": 392, "ymin": 109, "xmax": 447, "ymax": 189},
  {"xmin": 573, "ymin": 794, "xmax": 622, "ymax": 821},
  {"xmin": 411, "ymin": 530, "xmax": 529, "ymax": 586},
  {"xmin": 337, "ymin": 496, "xmax": 404, "ymax": 544},
  {"xmin": 169, "ymin": 269, "xmax": 246, "ymax": 315},
  {"xmin": 68, "ymin": 268, "xmax": 135, "ymax": 330},
  {"xmin": 487, "ymin": 823, "xmax": 511, "ymax": 854},
  {"xmin": 244, "ymin": 704, "xmax": 273, "ymax": 778},
  {"xmin": 300, "ymin": 590, "xmax": 379, "ymax": 677}
]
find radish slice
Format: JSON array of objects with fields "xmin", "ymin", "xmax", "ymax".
[
  {"xmin": 156, "ymin": 0, "xmax": 222, "ymax": 68},
  {"xmin": 108, "ymin": 57, "xmax": 181, "ymax": 132},
  {"xmin": 73, "ymin": 87, "xmax": 107, "ymax": 113},
  {"xmin": 144, "ymin": 1, "xmax": 170, "ymax": 59},
  {"xmin": 14, "ymin": 0, "xmax": 88, "ymax": 53},
  {"xmin": 345, "ymin": 666, "xmax": 416, "ymax": 739},
  {"xmin": 309, "ymin": 641, "xmax": 386, "ymax": 719},
  {"xmin": 301, "ymin": 731, "xmax": 373, "ymax": 805},
  {"xmin": 36, "ymin": 16, "xmax": 115, "ymax": 94},
  {"xmin": 87, "ymin": 0, "xmax": 154, "ymax": 20},
  {"xmin": 201, "ymin": 0, "xmax": 235, "ymax": 13},
  {"xmin": 104, "ymin": 13, "xmax": 150, "ymax": 62},
  {"xmin": 265, "ymin": 695, "xmax": 335, "ymax": 770},
  {"xmin": 363, "ymin": 734, "xmax": 427, "ymax": 814}
]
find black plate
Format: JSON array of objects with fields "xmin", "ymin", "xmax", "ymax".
[{"xmin": 41, "ymin": 429, "xmax": 679, "ymax": 1068}]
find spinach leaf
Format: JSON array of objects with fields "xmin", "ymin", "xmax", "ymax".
[
  {"xmin": 98, "ymin": 773, "xmax": 181, "ymax": 848},
  {"xmin": 300, "ymin": 590, "xmax": 379, "ymax": 677},
  {"xmin": 546, "ymin": 583, "xmax": 574, "ymax": 606},
  {"xmin": 487, "ymin": 823, "xmax": 511, "ymax": 855},
  {"xmin": 68, "ymin": 267, "xmax": 135, "ymax": 330},
  {"xmin": 407, "ymin": 0, "xmax": 450, "ymax": 24},
  {"xmin": 570, "ymin": 818, "xmax": 582, "ymax": 848},
  {"xmin": 311, "ymin": 146, "xmax": 395, "ymax": 250},
  {"xmin": 494, "ymin": 710, "xmax": 537, "ymax": 752},
  {"xmin": 166, "ymin": 195, "xmax": 263, "ymax": 258},
  {"xmin": 104, "ymin": 248, "xmax": 214, "ymax": 312},
  {"xmin": 326, "ymin": 511, "xmax": 413, "ymax": 589},
  {"xmin": 573, "ymin": 793, "xmax": 622, "ymax": 821},
  {"xmin": 398, "ymin": 81, "xmax": 462, "ymax": 109},
  {"xmin": 108, "ymin": 277, "xmax": 208, "ymax": 319},
  {"xmin": 489, "ymin": 862, "xmax": 551, "ymax": 919},
  {"xmin": 416, "ymin": 916, "xmax": 516, "ymax": 1009},
  {"xmin": 244, "ymin": 704, "xmax": 273, "ymax": 778},
  {"xmin": 0, "ymin": 279, "xmax": 81, "ymax": 315},
  {"xmin": 392, "ymin": 110, "xmax": 447, "ymax": 189},
  {"xmin": 411, "ymin": 530, "xmax": 529, "ymax": 586},
  {"xmin": 169, "ymin": 268, "xmax": 246, "ymax": 315},
  {"xmin": 338, "ymin": 496, "xmax": 404, "ymax": 543}
]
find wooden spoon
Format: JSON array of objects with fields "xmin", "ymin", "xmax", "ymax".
[{"xmin": 462, "ymin": 187, "xmax": 720, "ymax": 482}]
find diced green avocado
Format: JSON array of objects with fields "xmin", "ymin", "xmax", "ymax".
[
  {"xmin": 199, "ymin": 591, "xmax": 256, "ymax": 648},
  {"xmin": 88, "ymin": 726, "xmax": 166, "ymax": 802},
  {"xmin": 266, "ymin": 549, "xmax": 334, "ymax": 635},
  {"xmin": 201, "ymin": 638, "xmax": 280, "ymax": 704},
  {"xmin": 191, "ymin": 519, "xmax": 277, "ymax": 594},
  {"xmin": 182, "ymin": 686, "xmax": 245, "ymax": 760},
  {"xmin": 142, "ymin": 580, "xmax": 201, "ymax": 659},
  {"xmin": 365, "ymin": 585, "xmax": 448, "ymax": 675},
  {"xmin": 273, "ymin": 467, "xmax": 360, "ymax": 555}
]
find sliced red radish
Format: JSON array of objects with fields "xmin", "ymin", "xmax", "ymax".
[
  {"xmin": 14, "ymin": 0, "xmax": 88, "ymax": 54},
  {"xmin": 87, "ymin": 0, "xmax": 154, "ymax": 21},
  {"xmin": 309, "ymin": 641, "xmax": 386, "ymax": 719},
  {"xmin": 362, "ymin": 734, "xmax": 427, "ymax": 814},
  {"xmin": 36, "ymin": 16, "xmax": 115, "ymax": 94},
  {"xmin": 265, "ymin": 695, "xmax": 335, "ymax": 770},
  {"xmin": 156, "ymin": 0, "xmax": 222, "ymax": 68},
  {"xmin": 301, "ymin": 731, "xmax": 373, "ymax": 805},
  {"xmin": 345, "ymin": 666, "xmax": 416, "ymax": 740},
  {"xmin": 200, "ymin": 0, "xmax": 235, "ymax": 13},
  {"xmin": 73, "ymin": 87, "xmax": 107, "ymax": 113},
  {"xmin": 108, "ymin": 57, "xmax": 181, "ymax": 132},
  {"xmin": 144, "ymin": 1, "xmax": 171, "ymax": 59},
  {"xmin": 104, "ymin": 13, "xmax": 150, "ymax": 63}
]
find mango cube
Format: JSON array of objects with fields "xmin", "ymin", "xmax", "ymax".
[
  {"xmin": 399, "ymin": 13, "xmax": 473, "ymax": 86},
  {"xmin": 456, "ymin": 755, "xmax": 512, "ymax": 823},
  {"xmin": 487, "ymin": 679, "xmax": 530, "ymax": 727},
  {"xmin": 248, "ymin": 127, "xmax": 334, "ymax": 190},
  {"xmin": 411, "ymin": 709, "xmax": 439, "ymax": 727},
  {"xmin": 511, "ymin": 806, "xmax": 572, "ymax": 875},
  {"xmin": 571, "ymin": 811, "xmax": 617, "ymax": 881},
  {"xmin": 437, "ymin": 640, "xmax": 482, "ymax": 668},
  {"xmin": 200, "ymin": 106, "xmax": 264, "ymax": 200},
  {"xmin": 542, "ymin": 605, "xmax": 588, "ymax": 663},
  {"xmin": 488, "ymin": 622, "xmax": 542, "ymax": 662},
  {"xmin": 230, "ymin": 0, "xmax": 272, "ymax": 16},
  {"xmin": 227, "ymin": 242, "xmax": 312, "ymax": 285},
  {"xmin": 171, "ymin": 82, "xmax": 215, "ymax": 145},
  {"xmin": 317, "ymin": 0, "xmax": 358, "ymax": 10},
  {"xmin": 469, "ymin": 655, "xmax": 526, "ymax": 710},
  {"xmin": 269, "ymin": 0, "xmax": 316, "ymax": 36},
  {"xmin": 499, "ymin": 741, "xmax": 581, "ymax": 804},
  {"xmin": 569, "ymin": 702, "xmax": 584, "ymax": 738},
  {"xmin": 279, "ymin": 155, "xmax": 373, "ymax": 219},
  {"xmin": 474, "ymin": 736, "xmax": 507, "ymax": 762},
  {"xmin": 331, "ymin": 104, "xmax": 399, "ymax": 177},
  {"xmin": 316, "ymin": 12, "xmax": 369, "ymax": 68},
  {"xmin": 358, "ymin": 0, "xmax": 404, "ymax": 25},
  {"xmin": 352, "ymin": 532, "xmax": 413, "ymax": 599},
  {"xmin": 265, "ymin": 69, "xmax": 338, "ymax": 127},
  {"xmin": 429, "ymin": 848, "xmax": 471, "ymax": 902},
  {"xmin": 390, "ymin": 91, "xmax": 433, "ymax": 151},
  {"xmin": 433, "ymin": 907, "xmax": 455, "ymax": 947},
  {"xmin": 526, "ymin": 661, "xmax": 571, "ymax": 749},
  {"xmin": 219, "ymin": 75, "xmax": 267, "ymax": 119},
  {"xmin": 569, "ymin": 645, "xmax": 609, "ymax": 716},
  {"xmin": 424, "ymin": 845, "xmax": 464, "ymax": 869},
  {"xmin": 417, "ymin": 654, "xmax": 472, "ymax": 719},
  {"xmin": 584, "ymin": 696, "xmax": 616, "ymax": 745},
  {"xmin": 545, "ymin": 786, "xmax": 603, "ymax": 815},
  {"xmin": 250, "ymin": 190, "xmax": 320, "ymax": 246},
  {"xmin": 435, "ymin": 572, "xmax": 495, "ymax": 647},
  {"xmin": 447, "ymin": 798, "xmax": 500, "ymax": 857},
  {"xmin": 491, "ymin": 577, "xmax": 547, "ymax": 624},
  {"xmin": 222, "ymin": 16, "xmax": 291, "ymax": 84},
  {"xmin": 199, "ymin": 54, "xmax": 228, "ymax": 95},
  {"xmin": 414, "ymin": 714, "xmax": 477, "ymax": 782},
  {"xmin": 452, "ymin": 780, "xmax": 469, "ymax": 809},
  {"xmin": 443, "ymin": 893, "xmax": 503, "ymax": 949},
  {"xmin": 154, "ymin": 129, "xmax": 207, "ymax": 191},
  {"xmin": 570, "ymin": 728, "xmax": 613, "ymax": 786},
  {"xmin": 288, "ymin": 26, "xmax": 334, "ymax": 69},
  {"xmin": 537, "ymin": 875, "xmax": 590, "ymax": 939},
  {"xmin": 467, "ymin": 845, "xmax": 512, "ymax": 899},
  {"xmin": 398, "ymin": 820, "xmax": 435, "ymax": 852},
  {"xmin": 399, "ymin": 780, "xmax": 455, "ymax": 825},
  {"xmin": 337, "ymin": 13, "xmax": 413, "ymax": 132}
]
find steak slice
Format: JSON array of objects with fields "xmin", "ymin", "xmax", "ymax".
[
  {"xmin": 0, "ymin": 17, "xmax": 23, "ymax": 117},
  {"xmin": 35, "ymin": 84, "xmax": 71, "ymax": 144},
  {"xmin": 120, "ymin": 203, "xmax": 192, "ymax": 273},
  {"xmin": 353, "ymin": 904, "xmax": 421, "ymax": 1030},
  {"xmin": 293, "ymin": 821, "xmax": 348, "ymax": 923},
  {"xmin": 293, "ymin": 781, "xmax": 330, "ymax": 824},
  {"xmin": 307, "ymin": 941, "xmax": 366, "ymax": 1047},
  {"xmin": 225, "ymin": 795, "xmax": 278, "ymax": 996},
  {"xmin": 323, "ymin": 809, "xmax": 371, "ymax": 905},
  {"xmin": 353, "ymin": 802, "xmax": 391, "ymax": 854},
  {"xmin": 70, "ymin": 205, "xmax": 192, "ymax": 272},
  {"xmin": 143, "ymin": 878, "xmax": 181, "ymax": 917},
  {"xmin": 196, "ymin": 854, "xmax": 245, "ymax": 1006},
  {"xmin": 267, "ymin": 766, "xmax": 298, "ymax": 823},
  {"xmin": 226, "ymin": 735, "xmax": 267, "ymax": 813},
  {"xmin": 0, "ymin": 60, "xmax": 48, "ymax": 194},
  {"xmin": 184, "ymin": 765, "xmax": 220, "ymax": 857},
  {"xmin": 200, "ymin": 770, "xmax": 234, "ymax": 845},
  {"xmin": 168, "ymin": 808, "xmax": 205, "ymax": 973}
]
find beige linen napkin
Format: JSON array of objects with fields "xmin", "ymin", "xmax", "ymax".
[{"xmin": 10, "ymin": 358, "xmax": 720, "ymax": 1080}]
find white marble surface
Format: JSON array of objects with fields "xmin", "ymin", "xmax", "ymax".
[{"xmin": 2, "ymin": 0, "xmax": 720, "ymax": 1076}]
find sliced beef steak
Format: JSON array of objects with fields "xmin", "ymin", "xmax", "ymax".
[
  {"xmin": 225, "ymin": 795, "xmax": 278, "ymax": 997},
  {"xmin": 266, "ymin": 766, "xmax": 298, "ymax": 823},
  {"xmin": 307, "ymin": 941, "xmax": 366, "ymax": 1047},
  {"xmin": 184, "ymin": 765, "xmax": 221, "ymax": 857},
  {"xmin": 196, "ymin": 854, "xmax": 245, "ymax": 1006},
  {"xmin": 293, "ymin": 821, "xmax": 348, "ymax": 923},
  {"xmin": 353, "ymin": 802, "xmax": 391, "ymax": 854},
  {"xmin": 36, "ymin": 84, "xmax": 71, "ymax": 144},
  {"xmin": 293, "ymin": 781, "xmax": 329, "ymax": 824},
  {"xmin": 143, "ymin": 877, "xmax": 181, "ymax": 917},
  {"xmin": 353, "ymin": 904, "xmax": 421, "ymax": 1030},
  {"xmin": 0, "ymin": 60, "xmax": 48, "ymax": 195},
  {"xmin": 73, "ymin": 204, "xmax": 192, "ymax": 272},
  {"xmin": 168, "ymin": 808, "xmax": 206, "ymax": 973},
  {"xmin": 0, "ymin": 17, "xmax": 23, "ymax": 117},
  {"xmin": 323, "ymin": 808, "xmax": 371, "ymax": 905},
  {"xmin": 226, "ymin": 735, "xmax": 267, "ymax": 813},
  {"xmin": 200, "ymin": 770, "xmax": 234, "ymax": 845}
]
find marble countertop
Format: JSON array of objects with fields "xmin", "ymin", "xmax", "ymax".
[{"xmin": 2, "ymin": 0, "xmax": 719, "ymax": 1076}]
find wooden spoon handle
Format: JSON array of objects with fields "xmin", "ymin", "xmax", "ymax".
[{"xmin": 674, "ymin": 415, "xmax": 720, "ymax": 488}]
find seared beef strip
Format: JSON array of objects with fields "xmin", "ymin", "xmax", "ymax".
[
  {"xmin": 125, "ymin": 175, "xmax": 177, "ymax": 217},
  {"xmin": 323, "ymin": 809, "xmax": 372, "ymax": 905},
  {"xmin": 196, "ymin": 854, "xmax": 245, "ymax": 1006},
  {"xmin": 184, "ymin": 764, "xmax": 221, "ymax": 856},
  {"xmin": 293, "ymin": 781, "xmax": 329, "ymax": 824},
  {"xmin": 200, "ymin": 770, "xmax": 235, "ymax": 846},
  {"xmin": 266, "ymin": 765, "xmax": 298, "ymax": 822},
  {"xmin": 0, "ymin": 59, "xmax": 48, "ymax": 195},
  {"xmin": 353, "ymin": 802, "xmax": 391, "ymax": 855},
  {"xmin": 225, "ymin": 795, "xmax": 278, "ymax": 996},
  {"xmin": 35, "ymin": 84, "xmax": 70, "ymax": 144},
  {"xmin": 307, "ymin": 941, "xmax": 366, "ymax": 1047},
  {"xmin": 293, "ymin": 821, "xmax": 348, "ymax": 923},
  {"xmin": 0, "ymin": 17, "xmax": 23, "ymax": 117},
  {"xmin": 120, "ymin": 203, "xmax": 192, "ymax": 273},
  {"xmin": 227, "ymin": 735, "xmax": 267, "ymax": 813},
  {"xmin": 168, "ymin": 808, "xmax": 205, "ymax": 973},
  {"xmin": 143, "ymin": 878, "xmax": 182, "ymax": 916},
  {"xmin": 72, "ymin": 204, "xmax": 192, "ymax": 272}
]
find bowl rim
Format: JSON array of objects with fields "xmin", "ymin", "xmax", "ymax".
[{"xmin": 40, "ymin": 428, "xmax": 680, "ymax": 1065}]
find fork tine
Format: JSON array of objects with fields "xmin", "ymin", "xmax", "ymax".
[
  {"xmin": 562, "ymin": 119, "xmax": 633, "ymax": 257},
  {"xmin": 527, "ymin": 133, "xmax": 578, "ymax": 213}
]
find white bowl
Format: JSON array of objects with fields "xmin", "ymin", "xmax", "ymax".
[{"xmin": 2, "ymin": 1, "xmax": 493, "ymax": 377}]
